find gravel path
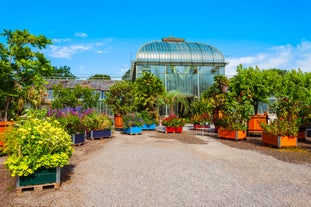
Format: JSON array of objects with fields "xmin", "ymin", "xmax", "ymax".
[{"xmin": 9, "ymin": 130, "xmax": 311, "ymax": 207}]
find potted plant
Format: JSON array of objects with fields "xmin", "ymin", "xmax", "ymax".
[
  {"xmin": 261, "ymin": 97, "xmax": 299, "ymax": 148},
  {"xmin": 104, "ymin": 80, "xmax": 136, "ymax": 129},
  {"xmin": 140, "ymin": 110, "xmax": 157, "ymax": 130},
  {"xmin": 161, "ymin": 114, "xmax": 186, "ymax": 133},
  {"xmin": 189, "ymin": 98, "xmax": 212, "ymax": 130},
  {"xmin": 216, "ymin": 92, "xmax": 251, "ymax": 140},
  {"xmin": 202, "ymin": 75, "xmax": 230, "ymax": 132},
  {"xmin": 47, "ymin": 107, "xmax": 90, "ymax": 145},
  {"xmin": 122, "ymin": 112, "xmax": 144, "ymax": 135},
  {"xmin": 3, "ymin": 109, "xmax": 73, "ymax": 191},
  {"xmin": 83, "ymin": 110, "xmax": 114, "ymax": 139}
]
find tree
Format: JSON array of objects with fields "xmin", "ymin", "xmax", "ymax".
[
  {"xmin": 202, "ymin": 74, "xmax": 229, "ymax": 111},
  {"xmin": 160, "ymin": 90, "xmax": 189, "ymax": 116},
  {"xmin": 229, "ymin": 65, "xmax": 280, "ymax": 115},
  {"xmin": 51, "ymin": 66, "xmax": 76, "ymax": 79},
  {"xmin": 0, "ymin": 29, "xmax": 54, "ymax": 120},
  {"xmin": 104, "ymin": 80, "xmax": 135, "ymax": 115},
  {"xmin": 88, "ymin": 74, "xmax": 111, "ymax": 80},
  {"xmin": 133, "ymin": 72, "xmax": 165, "ymax": 112},
  {"xmin": 52, "ymin": 84, "xmax": 99, "ymax": 109}
]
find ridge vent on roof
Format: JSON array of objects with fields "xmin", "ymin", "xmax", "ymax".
[{"xmin": 162, "ymin": 37, "xmax": 185, "ymax": 42}]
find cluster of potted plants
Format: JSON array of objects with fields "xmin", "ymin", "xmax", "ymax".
[
  {"xmin": 3, "ymin": 109, "xmax": 73, "ymax": 189},
  {"xmin": 47, "ymin": 107, "xmax": 113, "ymax": 144},
  {"xmin": 161, "ymin": 114, "xmax": 186, "ymax": 133},
  {"xmin": 82, "ymin": 110, "xmax": 113, "ymax": 139}
]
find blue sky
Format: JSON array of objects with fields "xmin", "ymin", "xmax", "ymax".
[{"xmin": 1, "ymin": 0, "xmax": 311, "ymax": 78}]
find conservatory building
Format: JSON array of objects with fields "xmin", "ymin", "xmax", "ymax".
[{"xmin": 130, "ymin": 37, "xmax": 227, "ymax": 98}]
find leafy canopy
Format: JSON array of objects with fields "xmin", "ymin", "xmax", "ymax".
[{"xmin": 0, "ymin": 29, "xmax": 53, "ymax": 120}]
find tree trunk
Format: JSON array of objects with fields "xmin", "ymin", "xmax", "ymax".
[{"xmin": 4, "ymin": 96, "xmax": 12, "ymax": 121}]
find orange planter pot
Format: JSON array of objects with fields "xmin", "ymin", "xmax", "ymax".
[
  {"xmin": 0, "ymin": 121, "xmax": 14, "ymax": 148},
  {"xmin": 262, "ymin": 132, "xmax": 297, "ymax": 148},
  {"xmin": 114, "ymin": 115, "xmax": 123, "ymax": 130},
  {"xmin": 247, "ymin": 115, "xmax": 267, "ymax": 135},
  {"xmin": 217, "ymin": 128, "xmax": 246, "ymax": 140}
]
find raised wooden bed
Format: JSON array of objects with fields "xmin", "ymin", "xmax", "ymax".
[
  {"xmin": 262, "ymin": 132, "xmax": 297, "ymax": 148},
  {"xmin": 218, "ymin": 128, "xmax": 246, "ymax": 140}
]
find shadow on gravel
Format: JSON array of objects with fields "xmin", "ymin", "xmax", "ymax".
[{"xmin": 61, "ymin": 164, "xmax": 75, "ymax": 183}]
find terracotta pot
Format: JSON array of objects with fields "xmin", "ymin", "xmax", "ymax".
[
  {"xmin": 218, "ymin": 127, "xmax": 246, "ymax": 140},
  {"xmin": 262, "ymin": 132, "xmax": 297, "ymax": 148},
  {"xmin": 114, "ymin": 115, "xmax": 123, "ymax": 129},
  {"xmin": 247, "ymin": 115, "xmax": 267, "ymax": 135}
]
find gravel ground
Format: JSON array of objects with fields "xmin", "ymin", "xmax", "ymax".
[{"xmin": 1, "ymin": 128, "xmax": 311, "ymax": 207}]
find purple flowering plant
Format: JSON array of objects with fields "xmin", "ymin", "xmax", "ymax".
[{"xmin": 47, "ymin": 107, "xmax": 94, "ymax": 135}]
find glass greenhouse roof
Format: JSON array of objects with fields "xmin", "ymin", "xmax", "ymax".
[{"xmin": 136, "ymin": 38, "xmax": 225, "ymax": 63}]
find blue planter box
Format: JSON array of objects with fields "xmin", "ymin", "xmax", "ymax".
[
  {"xmin": 72, "ymin": 133, "xmax": 85, "ymax": 145},
  {"xmin": 17, "ymin": 167, "xmax": 61, "ymax": 187},
  {"xmin": 87, "ymin": 129, "xmax": 112, "ymax": 139},
  {"xmin": 142, "ymin": 123, "xmax": 156, "ymax": 130},
  {"xmin": 123, "ymin": 126, "xmax": 142, "ymax": 135}
]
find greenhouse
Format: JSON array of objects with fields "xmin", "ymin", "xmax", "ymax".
[{"xmin": 130, "ymin": 37, "xmax": 227, "ymax": 98}]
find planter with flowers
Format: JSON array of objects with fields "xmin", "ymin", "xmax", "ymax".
[
  {"xmin": 83, "ymin": 110, "xmax": 114, "ymax": 139},
  {"xmin": 190, "ymin": 114, "xmax": 210, "ymax": 130},
  {"xmin": 260, "ymin": 98, "xmax": 299, "ymax": 148},
  {"xmin": 123, "ymin": 112, "xmax": 144, "ymax": 135},
  {"xmin": 47, "ymin": 107, "xmax": 90, "ymax": 145},
  {"xmin": 3, "ymin": 109, "xmax": 73, "ymax": 191},
  {"xmin": 162, "ymin": 114, "xmax": 186, "ymax": 133},
  {"xmin": 189, "ymin": 98, "xmax": 212, "ymax": 130}
]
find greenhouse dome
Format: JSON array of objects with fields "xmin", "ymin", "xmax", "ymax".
[
  {"xmin": 136, "ymin": 37, "xmax": 225, "ymax": 63},
  {"xmin": 129, "ymin": 37, "xmax": 227, "ymax": 100}
]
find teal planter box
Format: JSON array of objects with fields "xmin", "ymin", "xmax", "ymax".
[
  {"xmin": 17, "ymin": 167, "xmax": 61, "ymax": 187},
  {"xmin": 123, "ymin": 126, "xmax": 142, "ymax": 135},
  {"xmin": 142, "ymin": 123, "xmax": 156, "ymax": 130}
]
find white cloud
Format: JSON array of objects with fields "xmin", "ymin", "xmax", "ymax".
[
  {"xmin": 48, "ymin": 45, "xmax": 91, "ymax": 58},
  {"xmin": 75, "ymin": 32, "xmax": 88, "ymax": 38},
  {"xmin": 52, "ymin": 38, "xmax": 71, "ymax": 43},
  {"xmin": 226, "ymin": 40, "xmax": 311, "ymax": 77}
]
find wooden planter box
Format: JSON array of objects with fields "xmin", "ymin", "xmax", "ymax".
[
  {"xmin": 16, "ymin": 167, "xmax": 61, "ymax": 192},
  {"xmin": 247, "ymin": 115, "xmax": 267, "ymax": 135},
  {"xmin": 262, "ymin": 132, "xmax": 297, "ymax": 148},
  {"xmin": 72, "ymin": 133, "xmax": 85, "ymax": 145},
  {"xmin": 165, "ymin": 126, "xmax": 183, "ymax": 133},
  {"xmin": 218, "ymin": 128, "xmax": 246, "ymax": 140},
  {"xmin": 123, "ymin": 126, "xmax": 142, "ymax": 135},
  {"xmin": 86, "ymin": 129, "xmax": 112, "ymax": 139},
  {"xmin": 142, "ymin": 123, "xmax": 156, "ymax": 130}
]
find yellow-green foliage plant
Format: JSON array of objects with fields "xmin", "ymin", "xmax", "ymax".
[{"xmin": 4, "ymin": 109, "xmax": 73, "ymax": 177}]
